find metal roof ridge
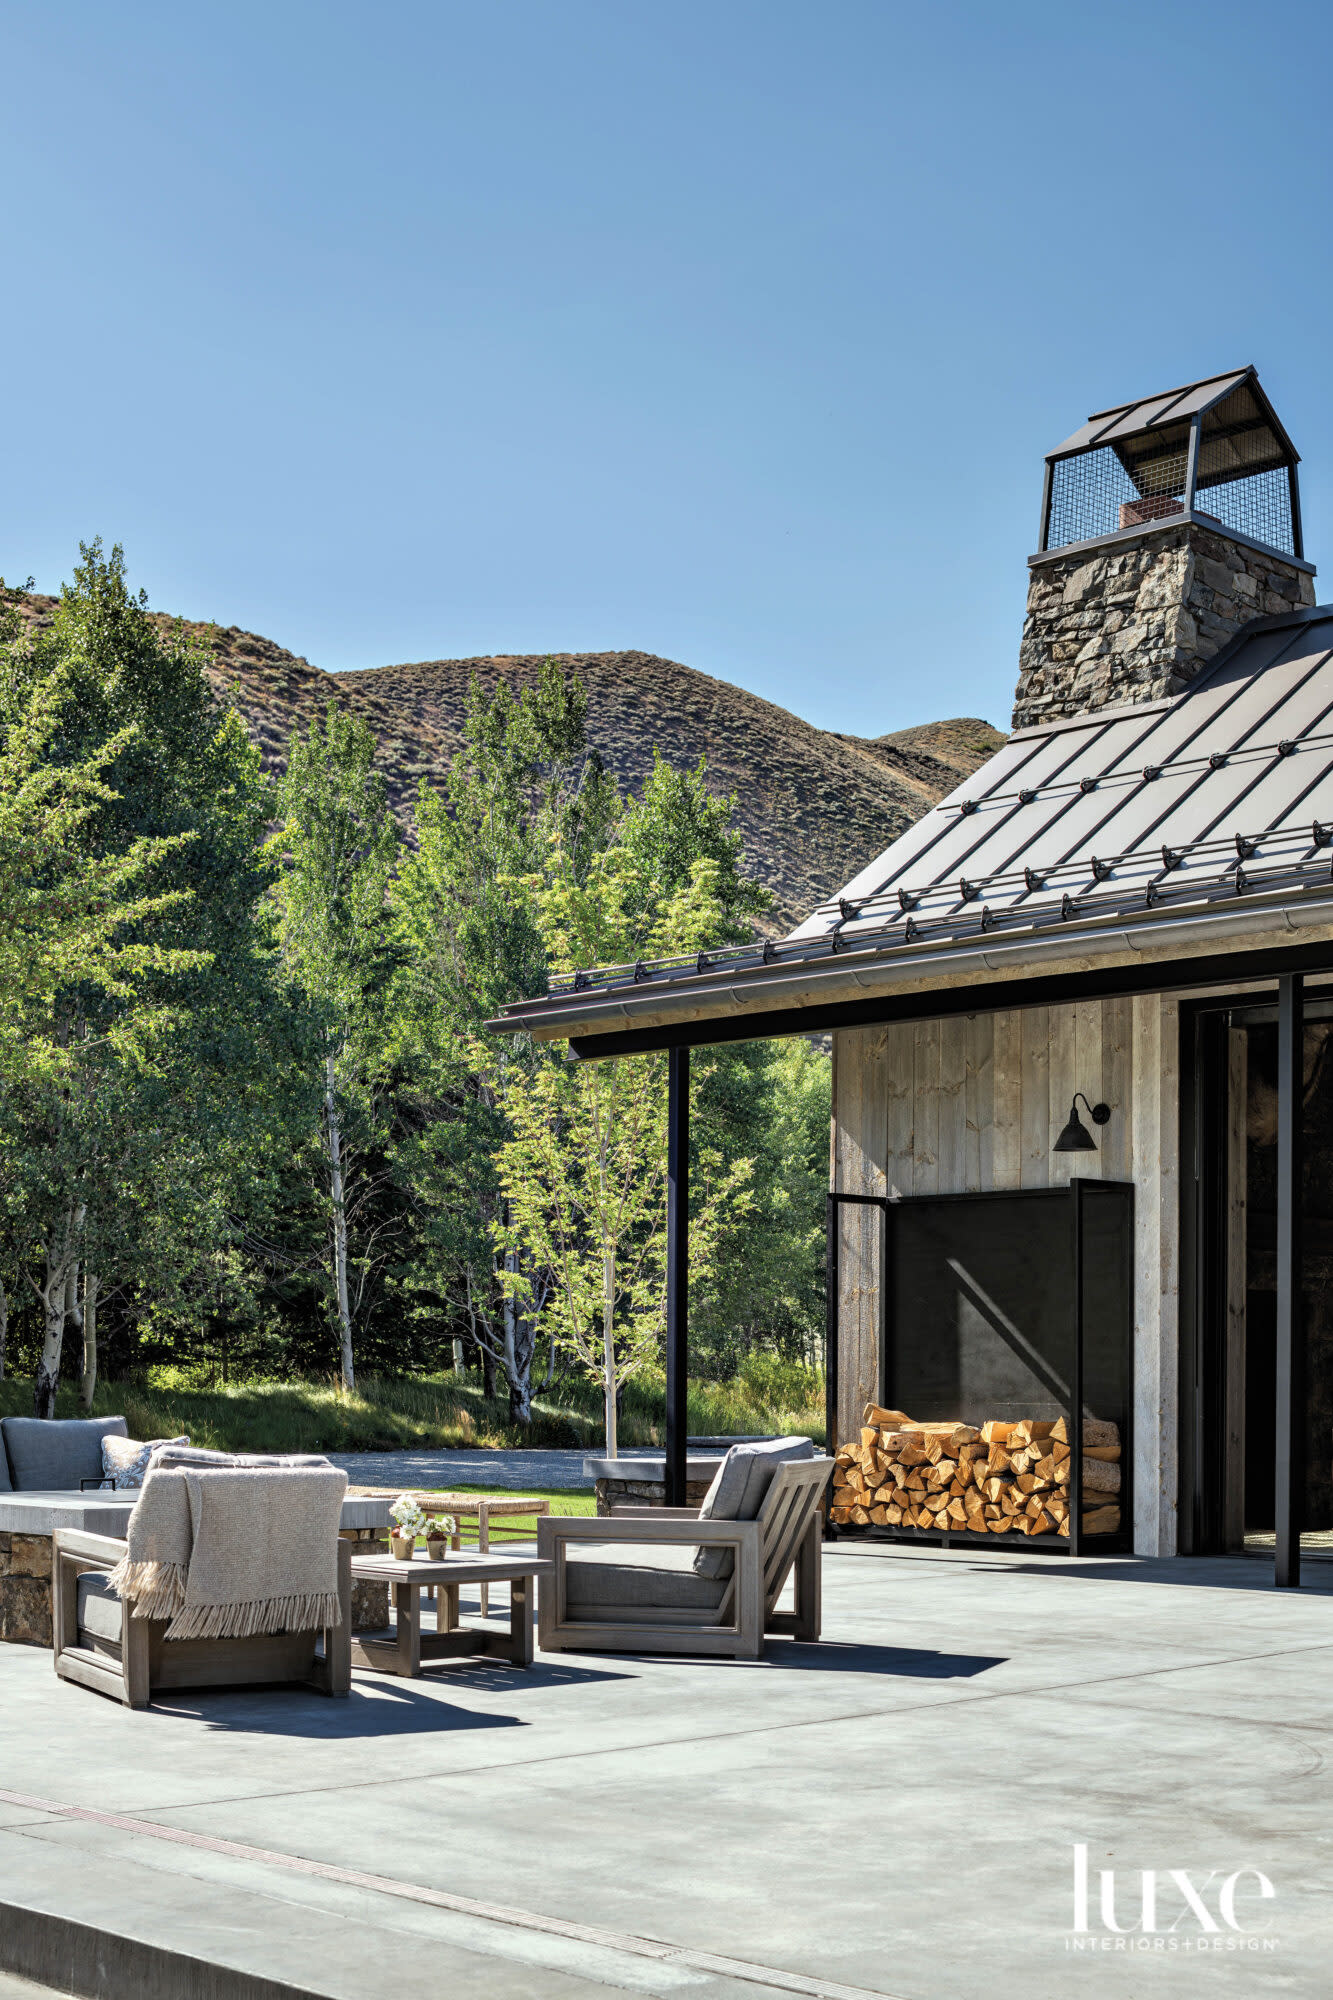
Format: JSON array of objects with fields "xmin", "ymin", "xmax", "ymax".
[
  {"xmin": 1007, "ymin": 697, "xmax": 1177, "ymax": 743},
  {"xmin": 1084, "ymin": 365, "xmax": 1253, "ymax": 425}
]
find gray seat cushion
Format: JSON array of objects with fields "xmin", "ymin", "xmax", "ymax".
[
  {"xmin": 1, "ymin": 1416, "xmax": 128, "ymax": 1491},
  {"xmin": 564, "ymin": 1542, "xmax": 728, "ymax": 1617},
  {"xmin": 76, "ymin": 1571, "xmax": 124, "ymax": 1645},
  {"xmin": 694, "ymin": 1435, "xmax": 816, "ymax": 1578}
]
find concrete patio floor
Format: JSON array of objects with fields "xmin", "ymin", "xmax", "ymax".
[{"xmin": 2, "ymin": 1544, "xmax": 1331, "ymax": 1999}]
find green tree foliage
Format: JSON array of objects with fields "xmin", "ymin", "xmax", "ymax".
[
  {"xmin": 0, "ymin": 576, "xmax": 830, "ymax": 1424},
  {"xmin": 0, "ymin": 546, "xmax": 313, "ymax": 1414},
  {"xmin": 689, "ymin": 1037, "xmax": 830, "ymax": 1374},
  {"xmin": 271, "ymin": 704, "xmax": 400, "ymax": 1390},
  {"xmin": 390, "ymin": 664, "xmax": 615, "ymax": 1421},
  {"xmin": 618, "ymin": 752, "xmax": 770, "ymax": 941},
  {"xmin": 495, "ymin": 843, "xmax": 754, "ymax": 1451}
]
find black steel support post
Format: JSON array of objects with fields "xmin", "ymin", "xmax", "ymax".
[
  {"xmin": 1183, "ymin": 413, "xmax": 1202, "ymax": 518},
  {"xmin": 1275, "ymin": 974, "xmax": 1304, "ymax": 1587},
  {"xmin": 1037, "ymin": 459, "xmax": 1054, "ymax": 553},
  {"xmin": 825, "ymin": 1194, "xmax": 839, "ymax": 1458},
  {"xmin": 665, "ymin": 1045, "xmax": 690, "ymax": 1510},
  {"xmin": 1070, "ymin": 1182, "xmax": 1084, "ymax": 1559}
]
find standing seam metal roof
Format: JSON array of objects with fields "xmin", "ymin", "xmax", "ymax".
[
  {"xmin": 504, "ymin": 602, "xmax": 1333, "ymax": 1018},
  {"xmin": 784, "ymin": 605, "xmax": 1333, "ymax": 957}
]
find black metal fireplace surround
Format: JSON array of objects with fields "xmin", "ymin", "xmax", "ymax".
[{"xmin": 827, "ymin": 1181, "xmax": 1134, "ymax": 1555}]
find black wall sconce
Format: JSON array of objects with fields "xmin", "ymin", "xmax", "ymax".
[{"xmin": 1053, "ymin": 1093, "xmax": 1112, "ymax": 1153}]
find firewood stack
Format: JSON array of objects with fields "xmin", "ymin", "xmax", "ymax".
[{"xmin": 829, "ymin": 1404, "xmax": 1122, "ymax": 1538}]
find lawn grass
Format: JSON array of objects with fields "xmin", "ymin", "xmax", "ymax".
[
  {"xmin": 350, "ymin": 1484, "xmax": 597, "ymax": 1547},
  {"xmin": 0, "ymin": 1354, "xmax": 824, "ymax": 1455}
]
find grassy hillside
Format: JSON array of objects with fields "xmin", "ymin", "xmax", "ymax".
[{"xmin": 15, "ymin": 594, "xmax": 1004, "ymax": 932}]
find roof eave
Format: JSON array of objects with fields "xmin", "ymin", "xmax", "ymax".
[{"xmin": 489, "ymin": 885, "xmax": 1333, "ymax": 1047}]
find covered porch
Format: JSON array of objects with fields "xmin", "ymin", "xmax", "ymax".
[{"xmin": 497, "ymin": 600, "xmax": 1333, "ymax": 1590}]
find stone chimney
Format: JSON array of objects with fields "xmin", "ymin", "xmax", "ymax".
[{"xmin": 1013, "ymin": 369, "xmax": 1316, "ymax": 732}]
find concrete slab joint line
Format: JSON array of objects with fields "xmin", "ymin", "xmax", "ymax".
[{"xmin": 0, "ymin": 1789, "xmax": 911, "ymax": 2000}]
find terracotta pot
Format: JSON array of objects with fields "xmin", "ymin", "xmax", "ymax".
[{"xmin": 390, "ymin": 1533, "xmax": 415, "ymax": 1561}]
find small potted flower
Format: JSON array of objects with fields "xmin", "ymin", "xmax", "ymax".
[
  {"xmin": 426, "ymin": 1514, "xmax": 457, "ymax": 1561},
  {"xmin": 389, "ymin": 1494, "xmax": 429, "ymax": 1560}
]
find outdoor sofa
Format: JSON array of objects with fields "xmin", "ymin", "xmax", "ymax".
[{"xmin": 0, "ymin": 1414, "xmax": 130, "ymax": 1491}]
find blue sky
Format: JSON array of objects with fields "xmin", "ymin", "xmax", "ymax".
[{"xmin": 3, "ymin": 1, "xmax": 1331, "ymax": 735}]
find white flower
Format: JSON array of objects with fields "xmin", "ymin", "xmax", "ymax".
[{"xmin": 390, "ymin": 1494, "xmax": 430, "ymax": 1538}]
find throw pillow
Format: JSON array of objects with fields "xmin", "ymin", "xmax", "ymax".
[
  {"xmin": 101, "ymin": 1434, "xmax": 190, "ymax": 1490},
  {"xmin": 693, "ymin": 1436, "xmax": 815, "ymax": 1578}
]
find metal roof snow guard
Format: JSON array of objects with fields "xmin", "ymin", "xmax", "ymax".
[{"xmin": 1039, "ymin": 366, "xmax": 1303, "ymax": 562}]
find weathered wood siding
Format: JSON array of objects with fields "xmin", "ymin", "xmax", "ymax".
[{"xmin": 831, "ymin": 993, "xmax": 1179, "ymax": 1556}]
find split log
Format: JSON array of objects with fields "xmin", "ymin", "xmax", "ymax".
[
  {"xmin": 863, "ymin": 1405, "xmax": 915, "ymax": 1429},
  {"xmin": 1081, "ymin": 1457, "xmax": 1121, "ymax": 1495}
]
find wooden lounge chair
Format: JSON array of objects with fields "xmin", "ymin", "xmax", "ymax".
[
  {"xmin": 537, "ymin": 1453, "xmax": 833, "ymax": 1659},
  {"xmin": 51, "ymin": 1530, "xmax": 352, "ymax": 1710}
]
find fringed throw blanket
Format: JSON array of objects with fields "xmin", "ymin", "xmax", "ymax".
[{"xmin": 109, "ymin": 1466, "xmax": 348, "ymax": 1641}]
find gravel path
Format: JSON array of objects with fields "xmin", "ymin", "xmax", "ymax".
[{"xmin": 328, "ymin": 1446, "xmax": 665, "ymax": 1492}]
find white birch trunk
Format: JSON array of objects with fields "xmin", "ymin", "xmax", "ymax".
[
  {"xmin": 33, "ymin": 1206, "xmax": 82, "ymax": 1420},
  {"xmin": 602, "ymin": 1245, "xmax": 617, "ymax": 1458},
  {"xmin": 80, "ymin": 1271, "xmax": 100, "ymax": 1412},
  {"xmin": 502, "ymin": 1247, "xmax": 533, "ymax": 1426},
  {"xmin": 325, "ymin": 1050, "xmax": 355, "ymax": 1391}
]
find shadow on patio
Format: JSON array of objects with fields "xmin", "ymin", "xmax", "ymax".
[{"xmin": 148, "ymin": 1658, "xmax": 628, "ymax": 1735}]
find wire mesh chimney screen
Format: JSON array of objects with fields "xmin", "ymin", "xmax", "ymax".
[
  {"xmin": 1048, "ymin": 441, "xmax": 1191, "ymax": 551},
  {"xmin": 1044, "ymin": 381, "xmax": 1298, "ymax": 558}
]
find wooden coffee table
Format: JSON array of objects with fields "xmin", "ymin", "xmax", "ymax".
[
  {"xmin": 403, "ymin": 1493, "xmax": 551, "ymax": 1614},
  {"xmin": 348, "ymin": 1552, "xmax": 553, "ymax": 1677}
]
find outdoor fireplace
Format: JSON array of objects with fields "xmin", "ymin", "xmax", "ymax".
[{"xmin": 829, "ymin": 1181, "xmax": 1133, "ymax": 1553}]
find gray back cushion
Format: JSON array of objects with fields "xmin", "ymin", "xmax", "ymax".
[
  {"xmin": 693, "ymin": 1435, "xmax": 815, "ymax": 1579},
  {"xmin": 1, "ymin": 1415, "xmax": 129, "ymax": 1491}
]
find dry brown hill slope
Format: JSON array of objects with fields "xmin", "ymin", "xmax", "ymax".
[{"xmin": 16, "ymin": 596, "xmax": 1004, "ymax": 932}]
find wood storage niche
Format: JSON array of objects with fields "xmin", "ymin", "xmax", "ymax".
[{"xmin": 830, "ymin": 1180, "xmax": 1132, "ymax": 1555}]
